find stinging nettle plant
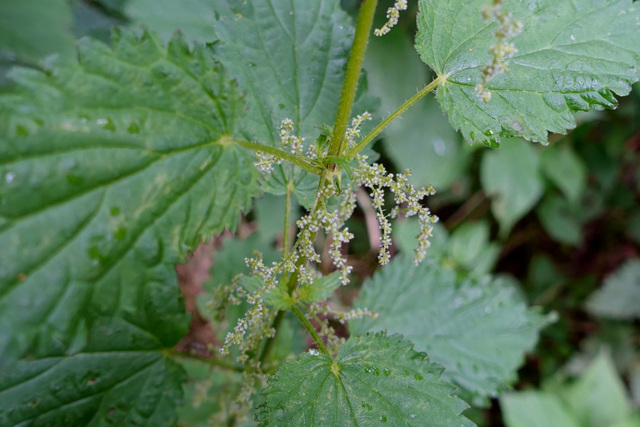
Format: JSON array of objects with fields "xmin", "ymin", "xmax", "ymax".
[{"xmin": 0, "ymin": 0, "xmax": 639, "ymax": 425}]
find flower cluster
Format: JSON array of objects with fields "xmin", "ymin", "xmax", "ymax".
[
  {"xmin": 223, "ymin": 111, "xmax": 438, "ymax": 360},
  {"xmin": 254, "ymin": 118, "xmax": 305, "ymax": 174},
  {"xmin": 309, "ymin": 303, "xmax": 378, "ymax": 353},
  {"xmin": 279, "ymin": 117, "xmax": 305, "ymax": 155},
  {"xmin": 355, "ymin": 156, "xmax": 438, "ymax": 265},
  {"xmin": 476, "ymin": 0, "xmax": 523, "ymax": 102},
  {"xmin": 220, "ymin": 255, "xmax": 281, "ymax": 361},
  {"xmin": 374, "ymin": 0, "xmax": 408, "ymax": 36}
]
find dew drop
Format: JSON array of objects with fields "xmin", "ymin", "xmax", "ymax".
[
  {"xmin": 414, "ymin": 373, "xmax": 423, "ymax": 381},
  {"xmin": 110, "ymin": 206, "xmax": 121, "ymax": 216},
  {"xmin": 4, "ymin": 171, "xmax": 15, "ymax": 183},
  {"xmin": 97, "ymin": 118, "xmax": 116, "ymax": 132},
  {"xmin": 383, "ymin": 368, "xmax": 391, "ymax": 377},
  {"xmin": 62, "ymin": 158, "xmax": 76, "ymax": 170},
  {"xmin": 432, "ymin": 139, "xmax": 446, "ymax": 156},
  {"xmin": 380, "ymin": 415, "xmax": 387, "ymax": 423},
  {"xmin": 403, "ymin": 370, "xmax": 409, "ymax": 378},
  {"xmin": 309, "ymin": 349, "xmax": 319, "ymax": 356}
]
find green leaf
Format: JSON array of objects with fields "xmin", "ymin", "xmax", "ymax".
[
  {"xmin": 0, "ymin": 30, "xmax": 260, "ymax": 362},
  {"xmin": 587, "ymin": 260, "xmax": 640, "ymax": 319},
  {"xmin": 364, "ymin": 24, "xmax": 468, "ymax": 190},
  {"xmin": 0, "ymin": 318, "xmax": 185, "ymax": 426},
  {"xmin": 540, "ymin": 143, "xmax": 587, "ymax": 204},
  {"xmin": 0, "ymin": 0, "xmax": 74, "ymax": 64},
  {"xmin": 214, "ymin": 0, "xmax": 361, "ymax": 207},
  {"xmin": 297, "ymin": 271, "xmax": 342, "ymax": 304},
  {"xmin": 536, "ymin": 193, "xmax": 583, "ymax": 246},
  {"xmin": 125, "ymin": 0, "xmax": 231, "ymax": 44},
  {"xmin": 501, "ymin": 353, "xmax": 639, "ymax": 427},
  {"xmin": 350, "ymin": 256, "xmax": 552, "ymax": 399},
  {"xmin": 448, "ymin": 220, "xmax": 500, "ymax": 275},
  {"xmin": 257, "ymin": 332, "xmax": 473, "ymax": 426},
  {"xmin": 501, "ymin": 392, "xmax": 580, "ymax": 427},
  {"xmin": 480, "ymin": 139, "xmax": 543, "ymax": 235},
  {"xmin": 565, "ymin": 352, "xmax": 634, "ymax": 427},
  {"xmin": 415, "ymin": 0, "xmax": 640, "ymax": 146}
]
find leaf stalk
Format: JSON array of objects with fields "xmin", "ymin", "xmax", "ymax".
[{"xmin": 346, "ymin": 74, "xmax": 447, "ymax": 158}]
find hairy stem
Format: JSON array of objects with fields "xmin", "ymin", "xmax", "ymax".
[
  {"xmin": 283, "ymin": 182, "xmax": 294, "ymax": 256},
  {"xmin": 346, "ymin": 75, "xmax": 447, "ymax": 158},
  {"xmin": 258, "ymin": 310, "xmax": 286, "ymax": 365},
  {"xmin": 232, "ymin": 138, "xmax": 322, "ymax": 175},
  {"xmin": 256, "ymin": 1, "xmax": 378, "ymax": 368},
  {"xmin": 292, "ymin": 305, "xmax": 329, "ymax": 356},
  {"xmin": 328, "ymin": 0, "xmax": 379, "ymax": 157}
]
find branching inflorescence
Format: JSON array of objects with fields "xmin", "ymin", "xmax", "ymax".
[{"xmin": 219, "ymin": 113, "xmax": 438, "ymax": 364}]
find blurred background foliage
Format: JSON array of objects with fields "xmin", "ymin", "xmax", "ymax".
[{"xmin": 1, "ymin": 0, "xmax": 638, "ymax": 425}]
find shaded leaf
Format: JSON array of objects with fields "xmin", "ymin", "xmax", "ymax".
[
  {"xmin": 540, "ymin": 143, "xmax": 587, "ymax": 204},
  {"xmin": 565, "ymin": 353, "xmax": 634, "ymax": 427},
  {"xmin": 501, "ymin": 392, "xmax": 580, "ymax": 427},
  {"xmin": 350, "ymin": 256, "xmax": 552, "ymax": 399},
  {"xmin": 258, "ymin": 332, "xmax": 473, "ymax": 426},
  {"xmin": 416, "ymin": 0, "xmax": 640, "ymax": 146},
  {"xmin": 587, "ymin": 259, "xmax": 640, "ymax": 319},
  {"xmin": 537, "ymin": 193, "xmax": 583, "ymax": 246},
  {"xmin": 0, "ymin": 0, "xmax": 74, "ymax": 64},
  {"xmin": 501, "ymin": 353, "xmax": 639, "ymax": 427},
  {"xmin": 449, "ymin": 220, "xmax": 500, "ymax": 275},
  {"xmin": 125, "ymin": 0, "xmax": 231, "ymax": 44},
  {"xmin": 480, "ymin": 139, "xmax": 543, "ymax": 235}
]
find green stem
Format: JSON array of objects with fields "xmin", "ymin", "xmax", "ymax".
[
  {"xmin": 291, "ymin": 305, "xmax": 329, "ymax": 356},
  {"xmin": 165, "ymin": 349, "xmax": 246, "ymax": 373},
  {"xmin": 283, "ymin": 182, "xmax": 293, "ymax": 257},
  {"xmin": 345, "ymin": 75, "xmax": 447, "ymax": 158},
  {"xmin": 255, "ymin": 1, "xmax": 377, "ymax": 368},
  {"xmin": 232, "ymin": 139, "xmax": 322, "ymax": 175},
  {"xmin": 328, "ymin": 0, "xmax": 379, "ymax": 157},
  {"xmin": 258, "ymin": 310, "xmax": 286, "ymax": 366}
]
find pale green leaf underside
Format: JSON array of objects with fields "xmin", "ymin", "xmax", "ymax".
[
  {"xmin": 258, "ymin": 332, "xmax": 473, "ymax": 426},
  {"xmin": 350, "ymin": 256, "xmax": 551, "ymax": 399},
  {"xmin": 416, "ymin": 0, "xmax": 640, "ymax": 146},
  {"xmin": 501, "ymin": 392, "xmax": 581, "ymax": 427},
  {"xmin": 501, "ymin": 353, "xmax": 638, "ymax": 427},
  {"xmin": 0, "ymin": 30, "xmax": 260, "ymax": 361},
  {"xmin": 0, "ymin": 318, "xmax": 185, "ymax": 426},
  {"xmin": 587, "ymin": 259, "xmax": 640, "ymax": 319}
]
